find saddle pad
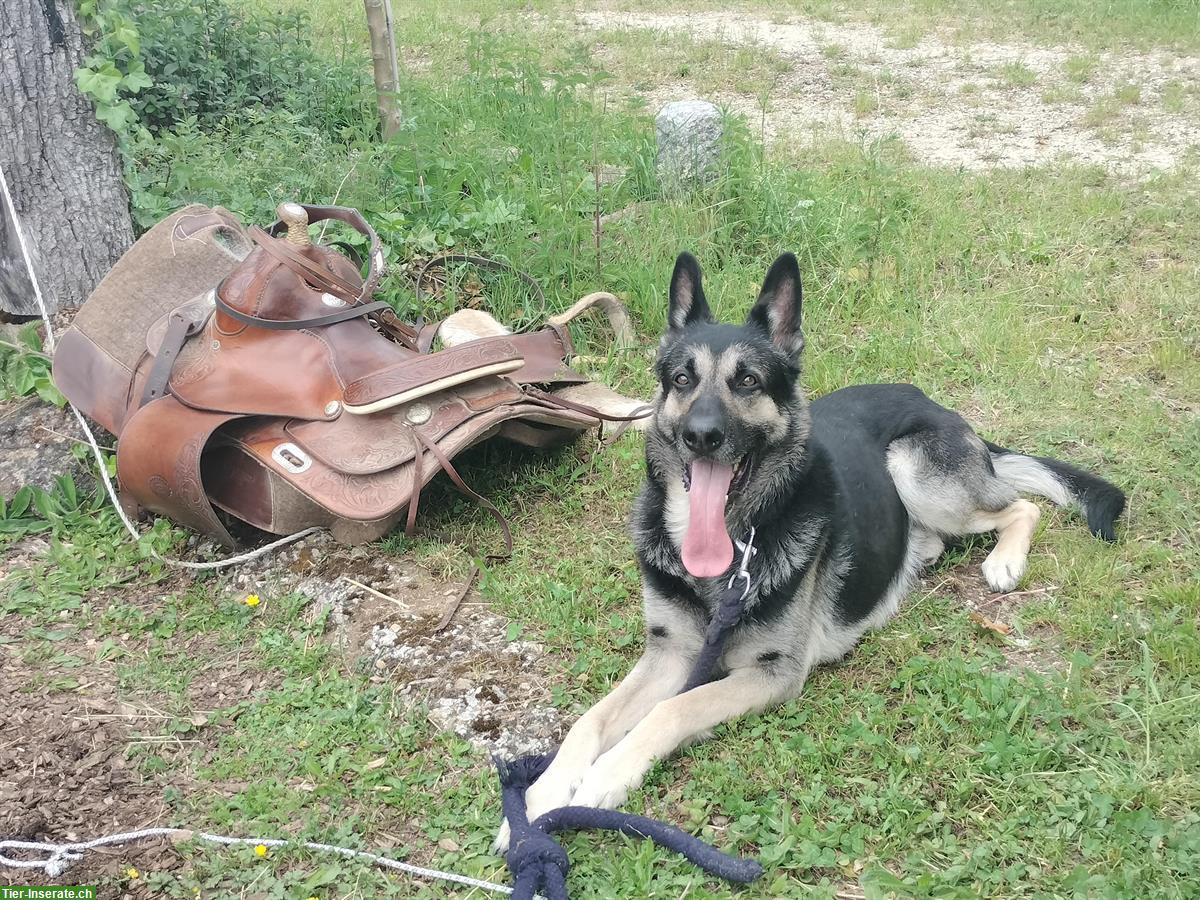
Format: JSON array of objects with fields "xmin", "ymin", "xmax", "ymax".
[{"xmin": 54, "ymin": 206, "xmax": 250, "ymax": 434}]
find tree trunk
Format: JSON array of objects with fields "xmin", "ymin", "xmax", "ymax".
[
  {"xmin": 363, "ymin": 0, "xmax": 402, "ymax": 140},
  {"xmin": 0, "ymin": 0, "xmax": 133, "ymax": 316}
]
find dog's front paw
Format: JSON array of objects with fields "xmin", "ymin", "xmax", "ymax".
[
  {"xmin": 982, "ymin": 553, "xmax": 1025, "ymax": 593},
  {"xmin": 492, "ymin": 767, "xmax": 582, "ymax": 854},
  {"xmin": 493, "ymin": 820, "xmax": 513, "ymax": 855},
  {"xmin": 570, "ymin": 759, "xmax": 635, "ymax": 812}
]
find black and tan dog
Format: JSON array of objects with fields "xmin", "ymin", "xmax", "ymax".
[{"xmin": 497, "ymin": 252, "xmax": 1123, "ymax": 846}]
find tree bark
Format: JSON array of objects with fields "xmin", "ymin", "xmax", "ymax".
[
  {"xmin": 0, "ymin": 0, "xmax": 133, "ymax": 316},
  {"xmin": 363, "ymin": 0, "xmax": 402, "ymax": 140}
]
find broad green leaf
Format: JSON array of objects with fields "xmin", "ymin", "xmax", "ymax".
[
  {"xmin": 36, "ymin": 380, "xmax": 67, "ymax": 407},
  {"xmin": 96, "ymin": 101, "xmax": 135, "ymax": 131},
  {"xmin": 32, "ymin": 488, "xmax": 54, "ymax": 519},
  {"xmin": 122, "ymin": 66, "xmax": 152, "ymax": 93},
  {"xmin": 75, "ymin": 65, "xmax": 122, "ymax": 103},
  {"xmin": 18, "ymin": 323, "xmax": 42, "ymax": 351},
  {"xmin": 115, "ymin": 23, "xmax": 140, "ymax": 55},
  {"xmin": 9, "ymin": 486, "xmax": 32, "ymax": 518}
]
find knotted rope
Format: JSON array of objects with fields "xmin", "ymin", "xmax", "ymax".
[{"xmin": 496, "ymin": 529, "xmax": 764, "ymax": 899}]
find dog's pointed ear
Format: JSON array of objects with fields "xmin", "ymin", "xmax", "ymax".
[
  {"xmin": 747, "ymin": 252, "xmax": 804, "ymax": 358},
  {"xmin": 667, "ymin": 252, "xmax": 713, "ymax": 331}
]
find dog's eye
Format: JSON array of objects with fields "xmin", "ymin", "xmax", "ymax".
[
  {"xmin": 673, "ymin": 372, "xmax": 691, "ymax": 387},
  {"xmin": 740, "ymin": 374, "xmax": 759, "ymax": 389}
]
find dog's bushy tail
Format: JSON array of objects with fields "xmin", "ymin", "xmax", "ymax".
[{"xmin": 984, "ymin": 441, "xmax": 1125, "ymax": 541}]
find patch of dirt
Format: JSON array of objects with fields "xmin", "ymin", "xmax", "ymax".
[
  {"xmin": 198, "ymin": 534, "xmax": 571, "ymax": 757},
  {"xmin": 0, "ymin": 651, "xmax": 181, "ymax": 893},
  {"xmin": 0, "ymin": 533, "xmax": 51, "ymax": 580},
  {"xmin": 937, "ymin": 561, "xmax": 1066, "ymax": 675},
  {"xmin": 363, "ymin": 602, "xmax": 566, "ymax": 759},
  {"xmin": 580, "ymin": 10, "xmax": 1200, "ymax": 175},
  {"xmin": 0, "ymin": 522, "xmax": 559, "ymax": 888}
]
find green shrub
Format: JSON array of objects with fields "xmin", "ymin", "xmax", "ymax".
[
  {"xmin": 129, "ymin": 0, "xmax": 372, "ymax": 136},
  {"xmin": 77, "ymin": 0, "xmax": 373, "ymax": 143}
]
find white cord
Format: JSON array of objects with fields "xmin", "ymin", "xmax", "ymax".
[
  {"xmin": 0, "ymin": 163, "xmax": 319, "ymax": 570},
  {"xmin": 0, "ymin": 829, "xmax": 516, "ymax": 895}
]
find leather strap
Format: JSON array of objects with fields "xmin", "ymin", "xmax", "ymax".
[
  {"xmin": 599, "ymin": 406, "xmax": 654, "ymax": 448},
  {"xmin": 406, "ymin": 427, "xmax": 516, "ymax": 634},
  {"xmin": 416, "ymin": 324, "xmax": 585, "ymax": 386},
  {"xmin": 542, "ymin": 320, "xmax": 576, "ymax": 358},
  {"xmin": 522, "ymin": 386, "xmax": 654, "ymax": 423},
  {"xmin": 214, "ymin": 290, "xmax": 393, "ymax": 331},
  {"xmin": 250, "ymin": 226, "xmax": 366, "ymax": 302},
  {"xmin": 374, "ymin": 306, "xmax": 421, "ymax": 349},
  {"xmin": 416, "ymin": 320, "xmax": 443, "ymax": 354},
  {"xmin": 140, "ymin": 310, "xmax": 204, "ymax": 407},
  {"xmin": 265, "ymin": 203, "xmax": 386, "ymax": 299},
  {"xmin": 407, "ymin": 426, "xmax": 514, "ymax": 557},
  {"xmin": 251, "ymin": 214, "xmax": 419, "ymax": 348},
  {"xmin": 404, "ymin": 427, "xmax": 425, "ymax": 538}
]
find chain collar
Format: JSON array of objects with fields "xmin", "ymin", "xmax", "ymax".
[{"xmin": 726, "ymin": 526, "xmax": 758, "ymax": 601}]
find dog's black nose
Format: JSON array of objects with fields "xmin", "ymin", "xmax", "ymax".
[{"xmin": 682, "ymin": 421, "xmax": 725, "ymax": 454}]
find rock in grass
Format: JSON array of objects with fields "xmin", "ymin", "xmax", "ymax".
[{"xmin": 655, "ymin": 100, "xmax": 723, "ymax": 188}]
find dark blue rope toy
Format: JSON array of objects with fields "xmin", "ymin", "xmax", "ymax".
[{"xmin": 495, "ymin": 529, "xmax": 764, "ymax": 899}]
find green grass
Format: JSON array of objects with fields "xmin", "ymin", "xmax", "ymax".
[
  {"xmin": 1039, "ymin": 82, "xmax": 1084, "ymax": 105},
  {"xmin": 994, "ymin": 60, "xmax": 1038, "ymax": 88},
  {"xmin": 1082, "ymin": 82, "xmax": 1145, "ymax": 129},
  {"xmin": 591, "ymin": 25, "xmax": 792, "ymax": 96},
  {"xmin": 3, "ymin": 0, "xmax": 1199, "ymax": 897},
  {"xmin": 1161, "ymin": 79, "xmax": 1188, "ymax": 112},
  {"xmin": 1064, "ymin": 53, "xmax": 1099, "ymax": 84},
  {"xmin": 853, "ymin": 88, "xmax": 879, "ymax": 117},
  {"xmin": 1115, "ymin": 82, "xmax": 1144, "ymax": 105}
]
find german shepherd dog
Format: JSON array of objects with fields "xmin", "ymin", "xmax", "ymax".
[{"xmin": 496, "ymin": 252, "xmax": 1124, "ymax": 848}]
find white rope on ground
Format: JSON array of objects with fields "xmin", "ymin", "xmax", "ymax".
[
  {"xmin": 0, "ymin": 163, "xmax": 319, "ymax": 570},
  {"xmin": 0, "ymin": 829, "xmax": 517, "ymax": 895}
]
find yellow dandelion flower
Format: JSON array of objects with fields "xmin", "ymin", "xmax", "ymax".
[
  {"xmin": 254, "ymin": 843, "xmax": 269, "ymax": 857},
  {"xmin": 126, "ymin": 866, "xmax": 140, "ymax": 879},
  {"xmin": 244, "ymin": 594, "xmax": 261, "ymax": 607}
]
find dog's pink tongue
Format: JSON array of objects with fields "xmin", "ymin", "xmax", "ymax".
[{"xmin": 682, "ymin": 459, "xmax": 735, "ymax": 578}]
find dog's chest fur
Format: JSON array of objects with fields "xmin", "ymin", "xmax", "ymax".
[{"xmin": 662, "ymin": 479, "xmax": 690, "ymax": 552}]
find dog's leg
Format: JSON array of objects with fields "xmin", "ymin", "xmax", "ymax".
[
  {"xmin": 972, "ymin": 499, "xmax": 1041, "ymax": 592},
  {"xmin": 493, "ymin": 645, "xmax": 692, "ymax": 851},
  {"xmin": 569, "ymin": 669, "xmax": 793, "ymax": 811}
]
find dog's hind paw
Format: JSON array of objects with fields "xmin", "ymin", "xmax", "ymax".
[{"xmin": 981, "ymin": 554, "xmax": 1024, "ymax": 593}]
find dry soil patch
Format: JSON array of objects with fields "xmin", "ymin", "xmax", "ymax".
[{"xmin": 580, "ymin": 10, "xmax": 1200, "ymax": 175}]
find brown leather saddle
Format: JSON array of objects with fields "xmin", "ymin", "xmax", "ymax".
[{"xmin": 53, "ymin": 203, "xmax": 639, "ymax": 547}]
